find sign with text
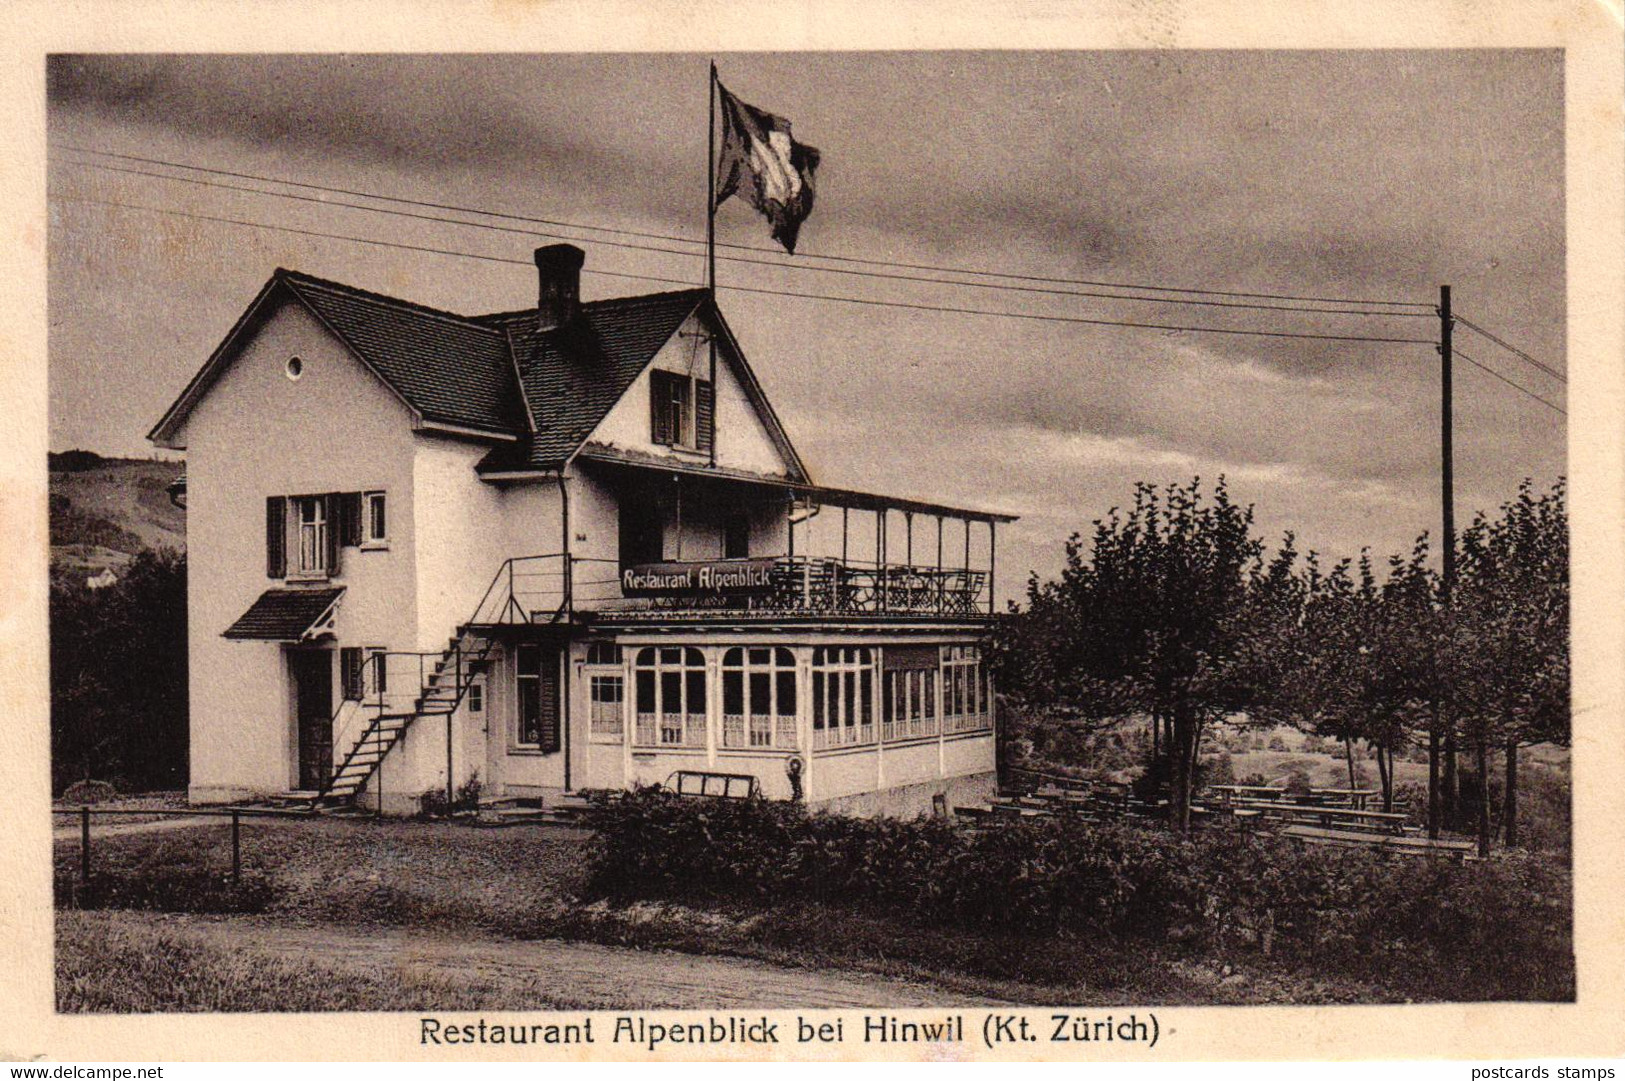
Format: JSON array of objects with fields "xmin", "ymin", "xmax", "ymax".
[{"xmin": 621, "ymin": 559, "xmax": 777, "ymax": 597}]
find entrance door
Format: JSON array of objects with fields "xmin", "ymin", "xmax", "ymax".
[{"xmin": 292, "ymin": 650, "xmax": 333, "ymax": 791}]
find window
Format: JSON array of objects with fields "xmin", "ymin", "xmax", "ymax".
[
  {"xmin": 633, "ymin": 646, "xmax": 706, "ymax": 747},
  {"xmin": 467, "ymin": 682, "xmax": 483, "ymax": 713},
  {"xmin": 650, "ymin": 369, "xmax": 693, "ymax": 448},
  {"xmin": 365, "ymin": 647, "xmax": 388, "ymax": 695},
  {"xmin": 363, "ymin": 491, "xmax": 387, "ymax": 546},
  {"xmin": 883, "ymin": 645, "xmax": 939, "ymax": 742},
  {"xmin": 811, "ymin": 646, "xmax": 874, "ymax": 750},
  {"xmin": 295, "ymin": 496, "xmax": 328, "ymax": 575},
  {"xmin": 721, "ymin": 647, "xmax": 798, "ymax": 749},
  {"xmin": 941, "ymin": 645, "xmax": 990, "ymax": 734},
  {"xmin": 650, "ymin": 370, "xmax": 713, "ymax": 452},
  {"xmin": 286, "ymin": 356, "xmax": 304, "ymax": 380},
  {"xmin": 586, "ymin": 642, "xmax": 624, "ymax": 743},
  {"xmin": 516, "ymin": 644, "xmax": 561, "ymax": 752}
]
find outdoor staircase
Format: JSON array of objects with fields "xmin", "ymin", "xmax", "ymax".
[{"xmin": 313, "ymin": 628, "xmax": 496, "ymax": 809}]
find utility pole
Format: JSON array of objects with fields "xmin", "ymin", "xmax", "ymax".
[{"xmin": 1429, "ymin": 285, "xmax": 1455, "ymax": 840}]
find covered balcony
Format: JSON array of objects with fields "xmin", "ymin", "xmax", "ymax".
[{"xmin": 466, "ymin": 464, "xmax": 1015, "ymax": 627}]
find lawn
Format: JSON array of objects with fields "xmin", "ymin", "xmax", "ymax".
[
  {"xmin": 56, "ymin": 909, "xmax": 597, "ymax": 1013},
  {"xmin": 54, "ymin": 815, "xmax": 1408, "ymax": 1009}
]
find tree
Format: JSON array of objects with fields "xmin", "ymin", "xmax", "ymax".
[
  {"xmin": 51, "ymin": 548, "xmax": 189, "ymax": 792},
  {"xmin": 1445, "ymin": 480, "xmax": 1568, "ymax": 854},
  {"xmin": 991, "ymin": 478, "xmax": 1283, "ymax": 830}
]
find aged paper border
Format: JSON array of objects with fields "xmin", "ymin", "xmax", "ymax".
[{"xmin": 2, "ymin": 0, "xmax": 1621, "ymax": 1063}]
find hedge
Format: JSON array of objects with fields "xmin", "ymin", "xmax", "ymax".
[{"xmin": 585, "ymin": 788, "xmax": 1573, "ymax": 1001}]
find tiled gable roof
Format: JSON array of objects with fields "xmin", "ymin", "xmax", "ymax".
[
  {"xmin": 279, "ymin": 271, "xmax": 525, "ymax": 435},
  {"xmin": 475, "ymin": 289, "xmax": 708, "ymax": 473},
  {"xmin": 151, "ymin": 266, "xmax": 790, "ymax": 477}
]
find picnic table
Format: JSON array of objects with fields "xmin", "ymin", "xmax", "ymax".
[
  {"xmin": 1241, "ymin": 800, "xmax": 1411, "ymax": 834},
  {"xmin": 1282, "ymin": 824, "xmax": 1476, "ymax": 860},
  {"xmin": 1207, "ymin": 784, "xmax": 1287, "ymax": 806},
  {"xmin": 1310, "ymin": 787, "xmax": 1381, "ymax": 810}
]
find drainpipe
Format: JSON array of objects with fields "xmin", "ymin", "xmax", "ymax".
[{"xmin": 556, "ymin": 470, "xmax": 573, "ymax": 791}]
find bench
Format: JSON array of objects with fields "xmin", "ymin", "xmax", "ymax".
[
  {"xmin": 1281, "ymin": 824, "xmax": 1477, "ymax": 860},
  {"xmin": 665, "ymin": 770, "xmax": 761, "ymax": 800}
]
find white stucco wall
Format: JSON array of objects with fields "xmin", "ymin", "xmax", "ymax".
[{"xmin": 174, "ymin": 296, "xmax": 419, "ymax": 801}]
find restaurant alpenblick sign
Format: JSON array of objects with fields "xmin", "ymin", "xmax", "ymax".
[{"xmin": 621, "ymin": 559, "xmax": 777, "ymax": 597}]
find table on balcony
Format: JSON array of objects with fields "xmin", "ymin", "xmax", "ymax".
[{"xmin": 772, "ymin": 559, "xmax": 986, "ymax": 615}]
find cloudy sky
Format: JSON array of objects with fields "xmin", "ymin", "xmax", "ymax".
[{"xmin": 47, "ymin": 51, "xmax": 1565, "ymax": 600}]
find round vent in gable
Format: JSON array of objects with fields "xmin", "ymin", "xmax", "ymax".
[{"xmin": 286, "ymin": 356, "xmax": 304, "ymax": 380}]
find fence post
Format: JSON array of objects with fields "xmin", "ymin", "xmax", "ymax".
[
  {"xmin": 79, "ymin": 806, "xmax": 90, "ymax": 887},
  {"xmin": 231, "ymin": 809, "xmax": 241, "ymax": 885}
]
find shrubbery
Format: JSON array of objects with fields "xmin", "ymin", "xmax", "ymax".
[{"xmin": 586, "ymin": 788, "xmax": 1573, "ymax": 1001}]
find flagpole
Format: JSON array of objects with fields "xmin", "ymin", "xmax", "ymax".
[
  {"xmin": 707, "ymin": 60, "xmax": 719, "ymax": 466},
  {"xmin": 707, "ymin": 60, "xmax": 718, "ymax": 296}
]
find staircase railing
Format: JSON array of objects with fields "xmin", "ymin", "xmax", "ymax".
[{"xmin": 315, "ymin": 552, "xmax": 574, "ymax": 805}]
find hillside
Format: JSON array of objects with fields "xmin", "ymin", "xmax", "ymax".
[{"xmin": 49, "ymin": 452, "xmax": 185, "ymax": 579}]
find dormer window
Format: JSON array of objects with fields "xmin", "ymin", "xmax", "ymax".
[{"xmin": 650, "ymin": 370, "xmax": 713, "ymax": 453}]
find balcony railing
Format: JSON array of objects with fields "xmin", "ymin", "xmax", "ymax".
[{"xmin": 465, "ymin": 554, "xmax": 993, "ymax": 626}]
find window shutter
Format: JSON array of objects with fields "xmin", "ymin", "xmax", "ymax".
[
  {"xmin": 539, "ymin": 651, "xmax": 562, "ymax": 753},
  {"xmin": 325, "ymin": 493, "xmax": 342, "ymax": 574},
  {"xmin": 696, "ymin": 379, "xmax": 714, "ymax": 454},
  {"xmin": 266, "ymin": 496, "xmax": 286, "ymax": 578},
  {"xmin": 341, "ymin": 492, "xmax": 364, "ymax": 547},
  {"xmin": 340, "ymin": 647, "xmax": 363, "ymax": 701},
  {"xmin": 649, "ymin": 371, "xmax": 672, "ymax": 445}
]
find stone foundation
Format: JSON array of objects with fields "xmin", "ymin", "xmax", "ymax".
[{"xmin": 811, "ymin": 770, "xmax": 998, "ymax": 819}]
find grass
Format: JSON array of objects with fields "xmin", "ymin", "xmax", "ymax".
[
  {"xmin": 55, "ymin": 910, "xmax": 593, "ymax": 1012},
  {"xmin": 56, "ymin": 814, "xmax": 1473, "ymax": 1009}
]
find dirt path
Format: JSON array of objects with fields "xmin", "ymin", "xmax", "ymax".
[
  {"xmin": 52, "ymin": 816, "xmax": 220, "ymax": 841},
  {"xmin": 105, "ymin": 911, "xmax": 1015, "ymax": 1009}
]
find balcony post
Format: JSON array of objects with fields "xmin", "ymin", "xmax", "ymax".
[
  {"xmin": 937, "ymin": 515, "xmax": 945, "ymax": 613},
  {"xmin": 877, "ymin": 508, "xmax": 887, "ymax": 612},
  {"xmin": 841, "ymin": 506, "xmax": 848, "ymax": 565},
  {"xmin": 989, "ymin": 521, "xmax": 998, "ymax": 617}
]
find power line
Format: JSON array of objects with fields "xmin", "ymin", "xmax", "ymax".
[
  {"xmin": 49, "ymin": 192, "xmax": 1438, "ymax": 346},
  {"xmin": 1454, "ymin": 313, "xmax": 1565, "ymax": 384},
  {"xmin": 49, "ymin": 193, "xmax": 696, "ymax": 288},
  {"xmin": 1453, "ymin": 348, "xmax": 1566, "ymax": 416},
  {"xmin": 57, "ymin": 152, "xmax": 1435, "ymax": 319},
  {"xmin": 50, "ymin": 142, "xmax": 1435, "ymax": 311}
]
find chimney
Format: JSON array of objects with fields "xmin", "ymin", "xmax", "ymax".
[{"xmin": 534, "ymin": 244, "xmax": 585, "ymax": 329}]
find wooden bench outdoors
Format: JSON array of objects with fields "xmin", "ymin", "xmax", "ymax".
[
  {"xmin": 665, "ymin": 770, "xmax": 761, "ymax": 800},
  {"xmin": 1281, "ymin": 824, "xmax": 1477, "ymax": 860},
  {"xmin": 1238, "ymin": 800, "xmax": 1412, "ymax": 835}
]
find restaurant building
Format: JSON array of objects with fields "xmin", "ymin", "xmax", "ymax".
[{"xmin": 150, "ymin": 245, "xmax": 1013, "ymax": 816}]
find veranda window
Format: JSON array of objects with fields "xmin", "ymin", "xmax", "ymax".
[
  {"xmin": 721, "ymin": 647, "xmax": 798, "ymax": 749},
  {"xmin": 883, "ymin": 660, "xmax": 938, "ymax": 742},
  {"xmin": 811, "ymin": 646, "xmax": 874, "ymax": 750},
  {"xmin": 586, "ymin": 642, "xmax": 624, "ymax": 742},
  {"xmin": 634, "ymin": 646, "xmax": 707, "ymax": 747},
  {"xmin": 941, "ymin": 644, "xmax": 990, "ymax": 734}
]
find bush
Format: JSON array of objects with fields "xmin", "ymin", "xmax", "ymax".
[
  {"xmin": 586, "ymin": 788, "xmax": 1573, "ymax": 1001},
  {"xmin": 419, "ymin": 773, "xmax": 483, "ymax": 818},
  {"xmin": 61, "ymin": 779, "xmax": 118, "ymax": 804}
]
